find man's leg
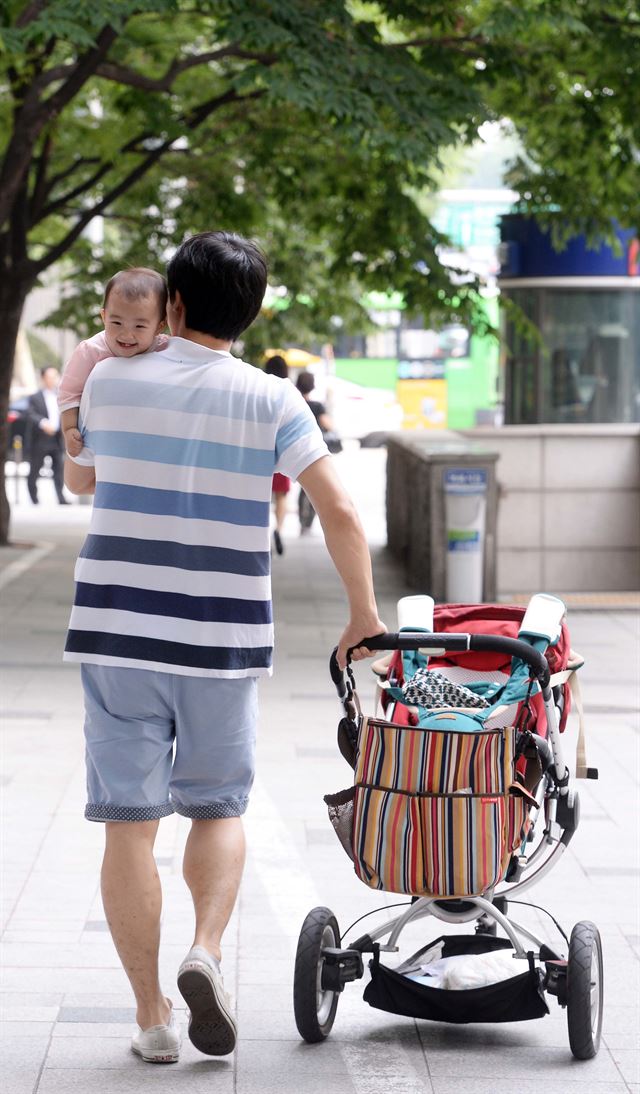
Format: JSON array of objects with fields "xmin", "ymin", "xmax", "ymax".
[
  {"xmin": 50, "ymin": 444, "xmax": 66, "ymax": 502},
  {"xmin": 101, "ymin": 819, "xmax": 171, "ymax": 1030},
  {"xmin": 183, "ymin": 817, "xmax": 246, "ymax": 960},
  {"xmin": 27, "ymin": 445, "xmax": 44, "ymax": 503}
]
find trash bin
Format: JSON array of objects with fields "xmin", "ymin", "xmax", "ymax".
[
  {"xmin": 386, "ymin": 433, "xmax": 499, "ymax": 603},
  {"xmin": 443, "ymin": 467, "xmax": 488, "ymax": 603}
]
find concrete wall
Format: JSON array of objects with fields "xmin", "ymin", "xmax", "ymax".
[
  {"xmin": 460, "ymin": 425, "xmax": 640, "ymax": 593},
  {"xmin": 386, "ymin": 434, "xmax": 499, "ymax": 601}
]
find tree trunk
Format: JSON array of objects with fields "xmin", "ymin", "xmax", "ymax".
[{"xmin": 0, "ymin": 277, "xmax": 30, "ymax": 546}]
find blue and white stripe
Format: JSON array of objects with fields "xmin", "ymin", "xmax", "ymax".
[{"xmin": 64, "ymin": 339, "xmax": 328, "ymax": 676}]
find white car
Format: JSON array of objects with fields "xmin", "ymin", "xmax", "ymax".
[{"xmin": 321, "ymin": 377, "xmax": 404, "ymax": 444}]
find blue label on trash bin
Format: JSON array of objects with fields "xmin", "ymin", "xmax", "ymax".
[
  {"xmin": 447, "ymin": 530, "xmax": 481, "ymax": 552},
  {"xmin": 444, "ymin": 468, "xmax": 487, "ymax": 494}
]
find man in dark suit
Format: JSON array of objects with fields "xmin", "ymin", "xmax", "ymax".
[{"xmin": 26, "ymin": 366, "xmax": 68, "ymax": 504}]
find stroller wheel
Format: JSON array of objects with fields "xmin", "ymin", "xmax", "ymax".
[
  {"xmin": 567, "ymin": 920, "xmax": 604, "ymax": 1059},
  {"xmin": 293, "ymin": 907, "xmax": 340, "ymax": 1042}
]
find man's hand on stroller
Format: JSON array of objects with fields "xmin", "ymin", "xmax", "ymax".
[{"xmin": 337, "ymin": 615, "xmax": 387, "ymax": 670}]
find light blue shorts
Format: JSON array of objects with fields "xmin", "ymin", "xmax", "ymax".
[{"xmin": 81, "ymin": 664, "xmax": 258, "ymax": 823}]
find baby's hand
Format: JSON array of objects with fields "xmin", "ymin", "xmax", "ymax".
[{"xmin": 65, "ymin": 428, "xmax": 84, "ymax": 457}]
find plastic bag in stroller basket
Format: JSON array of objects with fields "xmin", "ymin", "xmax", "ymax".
[
  {"xmin": 325, "ymin": 715, "xmax": 535, "ymax": 899},
  {"xmin": 364, "ymin": 935, "xmax": 549, "ymax": 1024}
]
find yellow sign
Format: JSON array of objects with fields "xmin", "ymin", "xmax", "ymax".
[{"xmin": 397, "ymin": 378, "xmax": 447, "ymax": 429}]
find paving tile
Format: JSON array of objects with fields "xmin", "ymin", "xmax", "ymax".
[
  {"xmin": 1, "ymin": 968, "xmax": 130, "ymax": 994},
  {"xmin": 1, "ymin": 931, "xmax": 83, "ymax": 945},
  {"xmin": 237, "ymin": 956, "xmax": 297, "ymax": 986},
  {"xmin": 0, "ymin": 995, "xmax": 61, "ymax": 1022},
  {"xmin": 1, "ymin": 1006, "xmax": 58, "ymax": 1024},
  {"xmin": 236, "ymin": 1039, "xmax": 354, "ymax": 1091},
  {"xmin": 1, "ymin": 942, "xmax": 121, "ymax": 969},
  {"xmin": 45, "ymin": 1035, "xmax": 161, "ymax": 1070},
  {"xmin": 338, "ymin": 1031, "xmax": 434, "ymax": 1093},
  {"xmin": 0, "ymin": 1033, "xmax": 51, "ymax": 1070},
  {"xmin": 38, "ymin": 1065, "xmax": 234, "ymax": 1093},
  {"xmin": 417, "ymin": 1039, "xmax": 621, "ymax": 1083},
  {"xmin": 236, "ymin": 1076, "xmax": 352, "ymax": 1094},
  {"xmin": 237, "ymin": 982, "xmax": 294, "ymax": 1010},
  {"xmin": 2, "ymin": 1066, "xmax": 45, "ymax": 1094},
  {"xmin": 53, "ymin": 1022, "xmax": 140, "ymax": 1038},
  {"xmin": 608, "ymin": 1047, "xmax": 640, "ymax": 1085},
  {"xmin": 58, "ymin": 1006, "xmax": 136, "ymax": 1024},
  {"xmin": 431, "ymin": 1080, "xmax": 629, "ymax": 1094}
]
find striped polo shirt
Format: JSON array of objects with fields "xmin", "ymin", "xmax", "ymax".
[{"xmin": 64, "ymin": 337, "xmax": 329, "ymax": 677}]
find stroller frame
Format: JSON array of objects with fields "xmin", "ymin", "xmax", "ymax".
[{"xmin": 293, "ymin": 615, "xmax": 603, "ymax": 1061}]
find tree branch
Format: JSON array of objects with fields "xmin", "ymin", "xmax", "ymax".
[
  {"xmin": 0, "ymin": 25, "xmax": 118, "ymax": 229},
  {"xmin": 385, "ymin": 33, "xmax": 491, "ymax": 53},
  {"xmin": 15, "ymin": 0, "xmax": 48, "ymax": 27},
  {"xmin": 41, "ymin": 156, "xmax": 102, "ymax": 197},
  {"xmin": 28, "ymin": 133, "xmax": 53, "ymax": 222},
  {"xmin": 35, "ymin": 161, "xmax": 115, "ymax": 224},
  {"xmin": 30, "ymin": 43, "xmax": 277, "ymax": 96},
  {"xmin": 33, "ymin": 87, "xmax": 266, "ymax": 273},
  {"xmin": 32, "ymin": 121, "xmax": 190, "ymax": 225},
  {"xmin": 94, "ymin": 45, "xmax": 277, "ymax": 91}
]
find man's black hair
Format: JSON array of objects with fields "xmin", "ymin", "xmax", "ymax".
[
  {"xmin": 166, "ymin": 231, "xmax": 268, "ymax": 342},
  {"xmin": 296, "ymin": 371, "xmax": 316, "ymax": 397}
]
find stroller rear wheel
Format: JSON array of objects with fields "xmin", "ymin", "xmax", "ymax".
[
  {"xmin": 566, "ymin": 920, "xmax": 604, "ymax": 1059},
  {"xmin": 294, "ymin": 906, "xmax": 340, "ymax": 1042}
]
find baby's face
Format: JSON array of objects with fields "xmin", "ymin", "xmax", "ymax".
[{"xmin": 101, "ymin": 290, "xmax": 165, "ymax": 357}]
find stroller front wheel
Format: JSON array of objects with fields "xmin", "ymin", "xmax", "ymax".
[
  {"xmin": 293, "ymin": 906, "xmax": 340, "ymax": 1042},
  {"xmin": 567, "ymin": 920, "xmax": 604, "ymax": 1059}
]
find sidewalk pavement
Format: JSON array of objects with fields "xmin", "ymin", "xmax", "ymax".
[{"xmin": 1, "ymin": 448, "xmax": 639, "ymax": 1094}]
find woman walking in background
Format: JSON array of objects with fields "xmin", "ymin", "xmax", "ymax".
[
  {"xmin": 264, "ymin": 355, "xmax": 290, "ymax": 555},
  {"xmin": 295, "ymin": 370, "xmax": 338, "ymax": 534}
]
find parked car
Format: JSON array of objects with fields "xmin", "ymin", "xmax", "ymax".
[
  {"xmin": 326, "ymin": 377, "xmax": 404, "ymax": 446},
  {"xmin": 6, "ymin": 396, "xmax": 31, "ymax": 461}
]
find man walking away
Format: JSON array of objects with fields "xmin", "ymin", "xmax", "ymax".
[{"xmin": 64, "ymin": 231, "xmax": 384, "ymax": 1065}]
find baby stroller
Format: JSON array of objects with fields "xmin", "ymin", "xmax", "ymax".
[{"xmin": 293, "ymin": 593, "xmax": 603, "ymax": 1060}]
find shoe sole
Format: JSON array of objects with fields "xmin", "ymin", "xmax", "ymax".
[
  {"xmin": 131, "ymin": 1045, "xmax": 180, "ymax": 1064},
  {"xmin": 177, "ymin": 964, "xmax": 237, "ymax": 1056}
]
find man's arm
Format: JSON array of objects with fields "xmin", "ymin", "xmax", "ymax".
[
  {"xmin": 297, "ymin": 455, "xmax": 385, "ymax": 668},
  {"xmin": 64, "ymin": 457, "xmax": 96, "ymax": 495},
  {"xmin": 26, "ymin": 392, "xmax": 55, "ymax": 435}
]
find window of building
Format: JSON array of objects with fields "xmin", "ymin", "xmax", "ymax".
[{"xmin": 505, "ymin": 288, "xmax": 639, "ymax": 424}]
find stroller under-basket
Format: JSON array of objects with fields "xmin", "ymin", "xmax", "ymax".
[{"xmin": 293, "ymin": 593, "xmax": 603, "ymax": 1060}]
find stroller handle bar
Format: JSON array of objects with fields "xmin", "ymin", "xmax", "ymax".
[{"xmin": 330, "ymin": 632, "xmax": 552, "ymax": 699}]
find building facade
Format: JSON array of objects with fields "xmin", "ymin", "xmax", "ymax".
[{"xmin": 499, "ymin": 215, "xmax": 640, "ymax": 425}]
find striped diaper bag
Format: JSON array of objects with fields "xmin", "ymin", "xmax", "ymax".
[{"xmin": 349, "ymin": 716, "xmax": 533, "ymax": 899}]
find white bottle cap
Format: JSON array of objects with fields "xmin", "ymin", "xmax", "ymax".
[{"xmin": 397, "ymin": 595, "xmax": 435, "ymax": 632}]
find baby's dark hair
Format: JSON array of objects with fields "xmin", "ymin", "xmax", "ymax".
[{"xmin": 103, "ymin": 268, "xmax": 168, "ymax": 317}]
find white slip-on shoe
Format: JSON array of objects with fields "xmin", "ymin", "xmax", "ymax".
[
  {"xmin": 131, "ymin": 1001, "xmax": 181, "ymax": 1063},
  {"xmin": 177, "ymin": 945, "xmax": 237, "ymax": 1056}
]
